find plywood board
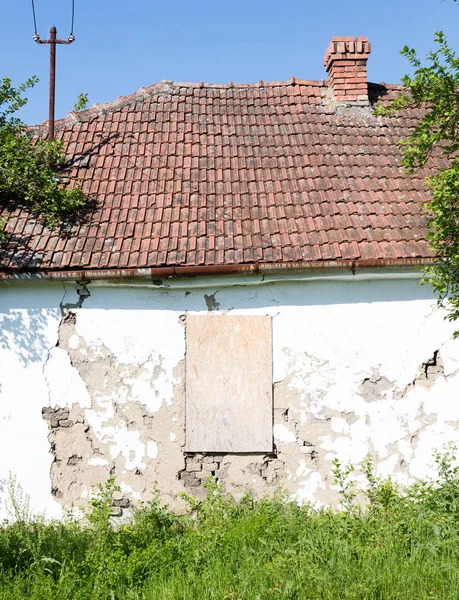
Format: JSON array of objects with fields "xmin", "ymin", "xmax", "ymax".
[{"xmin": 186, "ymin": 315, "xmax": 273, "ymax": 453}]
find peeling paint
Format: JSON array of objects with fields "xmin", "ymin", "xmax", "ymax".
[
  {"xmin": 42, "ymin": 317, "xmax": 188, "ymax": 511},
  {"xmin": 204, "ymin": 293, "xmax": 220, "ymax": 311},
  {"xmin": 1, "ymin": 276, "xmax": 459, "ymax": 518}
]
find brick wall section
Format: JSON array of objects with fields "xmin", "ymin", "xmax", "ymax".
[{"xmin": 324, "ymin": 36, "xmax": 371, "ymax": 104}]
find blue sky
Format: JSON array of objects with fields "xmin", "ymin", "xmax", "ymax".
[{"xmin": 2, "ymin": 0, "xmax": 459, "ymax": 124}]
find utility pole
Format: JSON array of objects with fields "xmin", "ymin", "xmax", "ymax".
[{"xmin": 34, "ymin": 27, "xmax": 75, "ymax": 141}]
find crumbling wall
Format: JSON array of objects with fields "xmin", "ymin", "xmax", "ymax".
[
  {"xmin": 2, "ymin": 275, "xmax": 459, "ymax": 518},
  {"xmin": 42, "ymin": 298, "xmax": 188, "ymax": 514}
]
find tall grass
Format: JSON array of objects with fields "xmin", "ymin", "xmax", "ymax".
[{"xmin": 2, "ymin": 451, "xmax": 459, "ymax": 599}]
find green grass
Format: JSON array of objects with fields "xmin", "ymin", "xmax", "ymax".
[{"xmin": 2, "ymin": 452, "xmax": 459, "ymax": 599}]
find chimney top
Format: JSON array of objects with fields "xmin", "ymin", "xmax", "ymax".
[{"xmin": 324, "ymin": 36, "xmax": 371, "ymax": 106}]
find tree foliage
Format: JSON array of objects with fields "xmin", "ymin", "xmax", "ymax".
[
  {"xmin": 376, "ymin": 19, "xmax": 459, "ymax": 333},
  {"xmin": 0, "ymin": 77, "xmax": 86, "ymax": 238}
]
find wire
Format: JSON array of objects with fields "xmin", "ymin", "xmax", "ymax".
[
  {"xmin": 31, "ymin": 0, "xmax": 38, "ymax": 35},
  {"xmin": 32, "ymin": 0, "xmax": 75, "ymax": 37},
  {"xmin": 30, "ymin": 0, "xmax": 75, "ymax": 41},
  {"xmin": 70, "ymin": 0, "xmax": 75, "ymax": 36}
]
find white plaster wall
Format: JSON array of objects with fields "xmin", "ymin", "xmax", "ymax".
[
  {"xmin": 1, "ymin": 272, "xmax": 459, "ymax": 518},
  {"xmin": 0, "ymin": 284, "xmax": 64, "ymax": 519}
]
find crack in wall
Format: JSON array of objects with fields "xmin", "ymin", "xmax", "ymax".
[
  {"xmin": 59, "ymin": 282, "xmax": 91, "ymax": 316},
  {"xmin": 395, "ymin": 350, "xmax": 446, "ymax": 399},
  {"xmin": 43, "ymin": 307, "xmax": 188, "ymax": 514},
  {"xmin": 359, "ymin": 370, "xmax": 393, "ymax": 402},
  {"xmin": 43, "ymin": 284, "xmax": 92, "ymax": 407},
  {"xmin": 41, "ymin": 290, "xmax": 459, "ymax": 513}
]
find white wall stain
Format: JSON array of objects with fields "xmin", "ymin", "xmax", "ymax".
[
  {"xmin": 45, "ymin": 347, "xmax": 92, "ymax": 409},
  {"xmin": 274, "ymin": 424, "xmax": 297, "ymax": 444},
  {"xmin": 88, "ymin": 458, "xmax": 109, "ymax": 467},
  {"xmin": 146, "ymin": 441, "xmax": 158, "ymax": 459},
  {"xmin": 1, "ymin": 275, "xmax": 459, "ymax": 518}
]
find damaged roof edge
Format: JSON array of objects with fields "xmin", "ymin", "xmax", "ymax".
[{"xmin": 0, "ymin": 258, "xmax": 435, "ymax": 283}]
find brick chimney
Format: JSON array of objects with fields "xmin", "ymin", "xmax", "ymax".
[{"xmin": 324, "ymin": 36, "xmax": 371, "ymax": 105}]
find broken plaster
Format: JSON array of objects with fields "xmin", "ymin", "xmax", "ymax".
[
  {"xmin": 204, "ymin": 292, "xmax": 220, "ymax": 311},
  {"xmin": 42, "ymin": 284, "xmax": 92, "ymax": 407},
  {"xmin": 43, "ymin": 308, "xmax": 188, "ymax": 512},
  {"xmin": 44, "ymin": 301, "xmax": 459, "ymax": 513},
  {"xmin": 3, "ymin": 276, "xmax": 459, "ymax": 519}
]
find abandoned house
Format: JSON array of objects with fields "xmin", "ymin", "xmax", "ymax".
[{"xmin": 1, "ymin": 36, "xmax": 459, "ymax": 519}]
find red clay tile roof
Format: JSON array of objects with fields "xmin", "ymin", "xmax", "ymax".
[{"xmin": 0, "ymin": 79, "xmax": 440, "ymax": 275}]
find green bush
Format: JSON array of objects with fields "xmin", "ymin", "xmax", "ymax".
[{"xmin": 2, "ymin": 452, "xmax": 459, "ymax": 599}]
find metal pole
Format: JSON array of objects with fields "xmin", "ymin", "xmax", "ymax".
[
  {"xmin": 33, "ymin": 26, "xmax": 74, "ymax": 141},
  {"xmin": 49, "ymin": 26, "xmax": 56, "ymax": 141}
]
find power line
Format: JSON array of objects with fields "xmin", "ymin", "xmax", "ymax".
[
  {"xmin": 31, "ymin": 0, "xmax": 38, "ymax": 36},
  {"xmin": 31, "ymin": 0, "xmax": 76, "ymax": 40},
  {"xmin": 70, "ymin": 0, "xmax": 75, "ymax": 38}
]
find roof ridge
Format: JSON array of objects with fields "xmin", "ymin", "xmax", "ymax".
[
  {"xmin": 171, "ymin": 78, "xmax": 326, "ymax": 88},
  {"xmin": 30, "ymin": 78, "xmax": 330, "ymax": 135},
  {"xmin": 28, "ymin": 78, "xmax": 404, "ymax": 137}
]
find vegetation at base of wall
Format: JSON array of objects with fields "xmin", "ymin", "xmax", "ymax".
[
  {"xmin": 0, "ymin": 77, "xmax": 86, "ymax": 240},
  {"xmin": 2, "ymin": 452, "xmax": 459, "ymax": 599}
]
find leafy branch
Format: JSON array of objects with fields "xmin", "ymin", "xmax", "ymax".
[
  {"xmin": 0, "ymin": 77, "xmax": 86, "ymax": 239},
  {"xmin": 376, "ymin": 25, "xmax": 459, "ymax": 333}
]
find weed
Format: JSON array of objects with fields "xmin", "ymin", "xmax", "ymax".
[{"xmin": 2, "ymin": 452, "xmax": 459, "ymax": 599}]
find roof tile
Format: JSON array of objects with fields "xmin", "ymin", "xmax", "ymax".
[{"xmin": 1, "ymin": 80, "xmax": 435, "ymax": 273}]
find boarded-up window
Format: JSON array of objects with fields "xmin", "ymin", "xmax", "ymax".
[{"xmin": 186, "ymin": 315, "xmax": 272, "ymax": 453}]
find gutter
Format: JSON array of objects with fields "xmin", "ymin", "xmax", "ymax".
[{"xmin": 0, "ymin": 258, "xmax": 434, "ymax": 283}]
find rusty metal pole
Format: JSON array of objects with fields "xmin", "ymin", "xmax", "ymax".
[
  {"xmin": 34, "ymin": 27, "xmax": 74, "ymax": 140},
  {"xmin": 48, "ymin": 26, "xmax": 57, "ymax": 141}
]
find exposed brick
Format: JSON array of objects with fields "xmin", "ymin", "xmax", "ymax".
[
  {"xmin": 202, "ymin": 463, "xmax": 219, "ymax": 472},
  {"xmin": 185, "ymin": 463, "xmax": 202, "ymax": 473},
  {"xmin": 185, "ymin": 456, "xmax": 203, "ymax": 471},
  {"xmin": 196, "ymin": 471, "xmax": 214, "ymax": 480},
  {"xmin": 113, "ymin": 497, "xmax": 130, "ymax": 508},
  {"xmin": 179, "ymin": 471, "xmax": 201, "ymax": 488},
  {"xmin": 201, "ymin": 456, "xmax": 220, "ymax": 465}
]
